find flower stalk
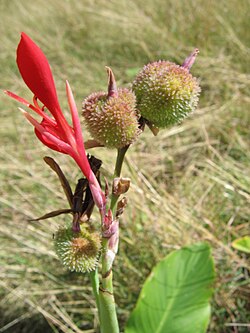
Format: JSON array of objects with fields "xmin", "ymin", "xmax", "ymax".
[{"xmin": 98, "ymin": 146, "xmax": 129, "ymax": 333}]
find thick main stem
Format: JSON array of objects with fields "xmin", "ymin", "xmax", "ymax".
[{"xmin": 99, "ymin": 146, "xmax": 128, "ymax": 333}]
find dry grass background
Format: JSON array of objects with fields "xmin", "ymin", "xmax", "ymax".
[{"xmin": 0, "ymin": 0, "xmax": 249, "ymax": 332}]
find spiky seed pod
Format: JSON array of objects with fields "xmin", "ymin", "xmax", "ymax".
[
  {"xmin": 132, "ymin": 59, "xmax": 201, "ymax": 128},
  {"xmin": 82, "ymin": 88, "xmax": 140, "ymax": 148},
  {"xmin": 54, "ymin": 226, "xmax": 101, "ymax": 273}
]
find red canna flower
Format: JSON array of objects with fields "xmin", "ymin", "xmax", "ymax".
[{"xmin": 5, "ymin": 32, "xmax": 105, "ymax": 212}]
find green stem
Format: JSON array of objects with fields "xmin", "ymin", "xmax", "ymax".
[
  {"xmin": 99, "ymin": 146, "xmax": 129, "ymax": 333},
  {"xmin": 89, "ymin": 269, "xmax": 100, "ymax": 315},
  {"xmin": 110, "ymin": 146, "xmax": 129, "ymax": 215}
]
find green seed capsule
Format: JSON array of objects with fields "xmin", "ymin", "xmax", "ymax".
[
  {"xmin": 132, "ymin": 60, "xmax": 201, "ymax": 128},
  {"xmin": 54, "ymin": 226, "xmax": 101, "ymax": 273},
  {"xmin": 82, "ymin": 88, "xmax": 139, "ymax": 148}
]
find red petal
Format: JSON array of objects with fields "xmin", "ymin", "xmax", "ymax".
[
  {"xmin": 16, "ymin": 33, "xmax": 61, "ymax": 115},
  {"xmin": 35, "ymin": 128, "xmax": 70, "ymax": 154},
  {"xmin": 40, "ymin": 118, "xmax": 63, "ymax": 139},
  {"xmin": 66, "ymin": 81, "xmax": 88, "ymax": 154},
  {"xmin": 4, "ymin": 90, "xmax": 55, "ymax": 124},
  {"xmin": 35, "ymin": 119, "xmax": 72, "ymax": 154}
]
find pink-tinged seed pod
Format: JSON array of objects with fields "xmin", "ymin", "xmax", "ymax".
[
  {"xmin": 54, "ymin": 226, "xmax": 101, "ymax": 273},
  {"xmin": 132, "ymin": 50, "xmax": 201, "ymax": 128},
  {"xmin": 82, "ymin": 68, "xmax": 140, "ymax": 148}
]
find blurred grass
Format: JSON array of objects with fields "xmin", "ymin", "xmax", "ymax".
[{"xmin": 0, "ymin": 0, "xmax": 249, "ymax": 332}]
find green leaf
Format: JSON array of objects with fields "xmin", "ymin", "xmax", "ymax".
[
  {"xmin": 125, "ymin": 243, "xmax": 215, "ymax": 333},
  {"xmin": 232, "ymin": 236, "xmax": 250, "ymax": 253}
]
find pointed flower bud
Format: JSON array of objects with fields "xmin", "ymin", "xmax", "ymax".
[
  {"xmin": 54, "ymin": 226, "xmax": 101, "ymax": 273},
  {"xmin": 82, "ymin": 68, "xmax": 140, "ymax": 148},
  {"xmin": 132, "ymin": 50, "xmax": 201, "ymax": 128}
]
